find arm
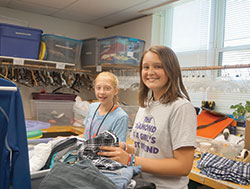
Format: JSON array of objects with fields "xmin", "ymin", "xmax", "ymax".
[
  {"xmin": 98, "ymin": 146, "xmax": 194, "ymax": 176},
  {"xmin": 134, "ymin": 146, "xmax": 194, "ymax": 176}
]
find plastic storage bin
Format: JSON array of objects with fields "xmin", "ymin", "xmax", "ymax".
[
  {"xmin": 41, "ymin": 34, "xmax": 83, "ymax": 66},
  {"xmin": 99, "ymin": 36, "xmax": 145, "ymax": 66},
  {"xmin": 81, "ymin": 38, "xmax": 99, "ymax": 67},
  {"xmin": 32, "ymin": 92, "xmax": 77, "ymax": 101},
  {"xmin": 31, "ymin": 100, "xmax": 74, "ymax": 126},
  {"xmin": 0, "ymin": 22, "xmax": 43, "ymax": 59}
]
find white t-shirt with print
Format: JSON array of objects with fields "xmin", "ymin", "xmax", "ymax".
[{"xmin": 130, "ymin": 98, "xmax": 197, "ymax": 189}]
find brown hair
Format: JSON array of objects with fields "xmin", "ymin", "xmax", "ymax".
[
  {"xmin": 138, "ymin": 45, "xmax": 190, "ymax": 107},
  {"xmin": 95, "ymin": 71, "xmax": 119, "ymax": 104}
]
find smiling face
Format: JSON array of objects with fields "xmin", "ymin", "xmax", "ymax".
[
  {"xmin": 94, "ymin": 75, "xmax": 118, "ymax": 106},
  {"xmin": 141, "ymin": 51, "xmax": 168, "ymax": 101}
]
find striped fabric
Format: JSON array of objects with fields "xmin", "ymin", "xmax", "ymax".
[{"xmin": 197, "ymin": 152, "xmax": 250, "ymax": 185}]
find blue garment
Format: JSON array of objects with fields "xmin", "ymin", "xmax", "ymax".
[
  {"xmin": 83, "ymin": 102, "xmax": 128, "ymax": 142},
  {"xmin": 100, "ymin": 166, "xmax": 141, "ymax": 189},
  {"xmin": 0, "ymin": 78, "xmax": 31, "ymax": 189}
]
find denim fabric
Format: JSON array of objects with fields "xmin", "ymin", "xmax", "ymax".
[
  {"xmin": 100, "ymin": 166, "xmax": 141, "ymax": 189},
  {"xmin": 39, "ymin": 159, "xmax": 117, "ymax": 189}
]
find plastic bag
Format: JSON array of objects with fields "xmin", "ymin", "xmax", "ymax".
[{"xmin": 73, "ymin": 96, "xmax": 89, "ymax": 127}]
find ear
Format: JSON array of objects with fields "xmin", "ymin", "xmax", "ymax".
[{"xmin": 114, "ymin": 88, "xmax": 119, "ymax": 95}]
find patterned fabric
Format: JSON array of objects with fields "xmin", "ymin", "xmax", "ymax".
[
  {"xmin": 78, "ymin": 130, "xmax": 126, "ymax": 171},
  {"xmin": 197, "ymin": 152, "xmax": 250, "ymax": 185}
]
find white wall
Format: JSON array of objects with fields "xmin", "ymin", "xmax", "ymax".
[{"xmin": 0, "ymin": 7, "xmax": 104, "ymax": 39}]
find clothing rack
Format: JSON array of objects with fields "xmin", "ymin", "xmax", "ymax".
[
  {"xmin": 0, "ymin": 86, "xmax": 17, "ymax": 91},
  {"xmin": 181, "ymin": 63, "xmax": 250, "ymax": 71}
]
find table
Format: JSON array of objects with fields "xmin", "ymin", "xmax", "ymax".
[
  {"xmin": 189, "ymin": 156, "xmax": 250, "ymax": 189},
  {"xmin": 41, "ymin": 125, "xmax": 84, "ymax": 138}
]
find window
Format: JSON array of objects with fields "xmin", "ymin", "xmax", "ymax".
[
  {"xmin": 154, "ymin": 0, "xmax": 250, "ymax": 72},
  {"xmin": 152, "ymin": 0, "xmax": 250, "ymax": 112}
]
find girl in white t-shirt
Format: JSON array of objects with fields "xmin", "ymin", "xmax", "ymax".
[{"xmin": 98, "ymin": 46, "xmax": 197, "ymax": 189}]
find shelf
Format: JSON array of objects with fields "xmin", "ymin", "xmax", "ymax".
[
  {"xmin": 0, "ymin": 55, "xmax": 74, "ymax": 68},
  {"xmin": 82, "ymin": 63, "xmax": 139, "ymax": 72},
  {"xmin": 0, "ymin": 56, "xmax": 91, "ymax": 73}
]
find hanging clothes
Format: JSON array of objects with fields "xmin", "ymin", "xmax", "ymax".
[{"xmin": 0, "ymin": 78, "xmax": 31, "ymax": 189}]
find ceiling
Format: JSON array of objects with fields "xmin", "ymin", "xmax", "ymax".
[{"xmin": 0, "ymin": 0, "xmax": 173, "ymax": 28}]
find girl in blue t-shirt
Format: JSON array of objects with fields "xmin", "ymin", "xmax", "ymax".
[{"xmin": 82, "ymin": 72, "xmax": 129, "ymax": 142}]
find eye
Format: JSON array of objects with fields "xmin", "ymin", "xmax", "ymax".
[
  {"xmin": 142, "ymin": 65, "xmax": 149, "ymax": 70},
  {"xmin": 155, "ymin": 65, "xmax": 163, "ymax": 69},
  {"xmin": 104, "ymin": 86, "xmax": 111, "ymax": 91}
]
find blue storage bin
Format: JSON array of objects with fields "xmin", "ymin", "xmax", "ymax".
[
  {"xmin": 99, "ymin": 36, "xmax": 145, "ymax": 66},
  {"xmin": 42, "ymin": 34, "xmax": 83, "ymax": 66},
  {"xmin": 0, "ymin": 23, "xmax": 43, "ymax": 59}
]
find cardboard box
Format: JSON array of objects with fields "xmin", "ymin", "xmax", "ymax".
[{"xmin": 244, "ymin": 120, "xmax": 250, "ymax": 150}]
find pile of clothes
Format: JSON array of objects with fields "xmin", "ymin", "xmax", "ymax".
[{"xmin": 29, "ymin": 131, "xmax": 156, "ymax": 189}]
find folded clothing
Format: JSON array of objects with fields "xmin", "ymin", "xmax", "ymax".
[
  {"xmin": 197, "ymin": 152, "xmax": 250, "ymax": 185},
  {"xmin": 78, "ymin": 130, "xmax": 125, "ymax": 171}
]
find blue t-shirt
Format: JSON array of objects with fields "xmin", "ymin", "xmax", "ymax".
[{"xmin": 83, "ymin": 102, "xmax": 129, "ymax": 142}]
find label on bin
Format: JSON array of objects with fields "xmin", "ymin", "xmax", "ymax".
[
  {"xmin": 13, "ymin": 58, "xmax": 24, "ymax": 66},
  {"xmin": 56, "ymin": 63, "xmax": 65, "ymax": 69},
  {"xmin": 127, "ymin": 46, "xmax": 134, "ymax": 57},
  {"xmin": 96, "ymin": 65, "xmax": 102, "ymax": 72}
]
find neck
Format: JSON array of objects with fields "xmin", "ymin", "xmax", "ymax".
[
  {"xmin": 152, "ymin": 89, "xmax": 164, "ymax": 101},
  {"xmin": 99, "ymin": 102, "xmax": 114, "ymax": 115}
]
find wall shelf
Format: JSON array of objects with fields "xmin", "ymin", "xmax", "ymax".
[
  {"xmin": 82, "ymin": 63, "xmax": 139, "ymax": 73},
  {"xmin": 0, "ymin": 56, "xmax": 91, "ymax": 73}
]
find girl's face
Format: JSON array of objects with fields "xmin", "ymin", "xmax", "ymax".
[
  {"xmin": 141, "ymin": 51, "xmax": 168, "ymax": 100},
  {"xmin": 94, "ymin": 76, "xmax": 118, "ymax": 106}
]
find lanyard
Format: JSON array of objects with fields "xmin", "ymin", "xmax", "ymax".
[{"xmin": 88, "ymin": 103, "xmax": 115, "ymax": 139}]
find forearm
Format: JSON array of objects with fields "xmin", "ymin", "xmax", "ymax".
[
  {"xmin": 134, "ymin": 156, "xmax": 193, "ymax": 176},
  {"xmin": 134, "ymin": 147, "xmax": 195, "ymax": 176}
]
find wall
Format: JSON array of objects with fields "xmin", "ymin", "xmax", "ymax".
[
  {"xmin": 0, "ymin": 7, "xmax": 104, "ymax": 39},
  {"xmin": 0, "ymin": 7, "xmax": 153, "ymax": 119}
]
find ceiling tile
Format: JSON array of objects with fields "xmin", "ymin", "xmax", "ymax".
[
  {"xmin": 0, "ymin": 0, "xmax": 173, "ymax": 27},
  {"xmin": 55, "ymin": 0, "xmax": 147, "ymax": 18},
  {"xmin": 13, "ymin": 0, "xmax": 77, "ymax": 9},
  {"xmin": 7, "ymin": 0, "xmax": 58, "ymax": 15}
]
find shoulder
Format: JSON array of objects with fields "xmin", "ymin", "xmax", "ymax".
[
  {"xmin": 170, "ymin": 98, "xmax": 193, "ymax": 108},
  {"xmin": 89, "ymin": 102, "xmax": 100, "ymax": 109},
  {"xmin": 113, "ymin": 106, "xmax": 129, "ymax": 118},
  {"xmin": 168, "ymin": 98, "xmax": 196, "ymax": 119}
]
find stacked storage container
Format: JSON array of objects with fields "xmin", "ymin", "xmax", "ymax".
[
  {"xmin": 0, "ymin": 23, "xmax": 43, "ymax": 59},
  {"xmin": 41, "ymin": 34, "xmax": 83, "ymax": 67},
  {"xmin": 80, "ymin": 38, "xmax": 99, "ymax": 67},
  {"xmin": 31, "ymin": 93, "xmax": 77, "ymax": 126},
  {"xmin": 99, "ymin": 36, "xmax": 145, "ymax": 66}
]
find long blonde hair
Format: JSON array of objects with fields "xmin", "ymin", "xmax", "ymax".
[{"xmin": 94, "ymin": 72, "xmax": 119, "ymax": 104}]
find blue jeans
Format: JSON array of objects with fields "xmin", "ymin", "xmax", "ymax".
[{"xmin": 100, "ymin": 166, "xmax": 141, "ymax": 189}]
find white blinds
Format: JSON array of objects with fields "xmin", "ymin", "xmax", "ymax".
[{"xmin": 164, "ymin": 0, "xmax": 212, "ymax": 67}]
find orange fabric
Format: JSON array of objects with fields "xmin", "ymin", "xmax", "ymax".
[{"xmin": 197, "ymin": 110, "xmax": 235, "ymax": 139}]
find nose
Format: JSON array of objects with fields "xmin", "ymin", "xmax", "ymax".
[{"xmin": 148, "ymin": 66, "xmax": 155, "ymax": 75}]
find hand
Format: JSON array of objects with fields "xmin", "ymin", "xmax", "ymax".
[{"xmin": 98, "ymin": 146, "xmax": 129, "ymax": 165}]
